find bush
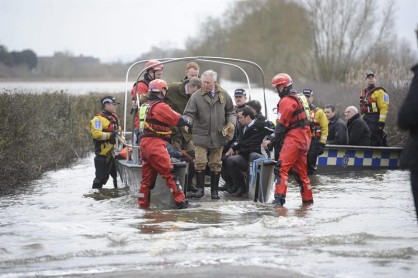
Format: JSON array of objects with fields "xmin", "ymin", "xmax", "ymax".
[{"xmin": 0, "ymin": 90, "xmax": 125, "ymax": 194}]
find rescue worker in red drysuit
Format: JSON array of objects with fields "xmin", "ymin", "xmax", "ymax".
[
  {"xmin": 263, "ymin": 73, "xmax": 314, "ymax": 207},
  {"xmin": 131, "ymin": 60, "xmax": 164, "ymax": 143},
  {"xmin": 137, "ymin": 79, "xmax": 191, "ymax": 209}
]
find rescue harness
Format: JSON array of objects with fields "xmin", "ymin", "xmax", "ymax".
[
  {"xmin": 285, "ymin": 92, "xmax": 311, "ymax": 130},
  {"xmin": 360, "ymin": 87, "xmax": 384, "ymax": 114},
  {"xmin": 308, "ymin": 105, "xmax": 322, "ymax": 140},
  {"xmin": 139, "ymin": 100, "xmax": 172, "ymax": 140}
]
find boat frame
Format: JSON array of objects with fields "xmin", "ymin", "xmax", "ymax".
[
  {"xmin": 115, "ymin": 56, "xmax": 403, "ymax": 208},
  {"xmin": 116, "ymin": 56, "xmax": 270, "ymax": 207}
]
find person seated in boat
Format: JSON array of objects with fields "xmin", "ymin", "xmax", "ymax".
[
  {"xmin": 164, "ymin": 75, "xmax": 202, "ymax": 194},
  {"xmin": 131, "ymin": 60, "xmax": 164, "ymax": 144},
  {"xmin": 303, "ymin": 89, "xmax": 328, "ymax": 175},
  {"xmin": 246, "ymin": 99, "xmax": 275, "ymax": 155},
  {"xmin": 226, "ymin": 106, "xmax": 274, "ymax": 196},
  {"xmin": 183, "ymin": 70, "xmax": 236, "ymax": 200},
  {"xmin": 89, "ymin": 96, "xmax": 120, "ymax": 189},
  {"xmin": 324, "ymin": 105, "xmax": 348, "ymax": 145},
  {"xmin": 344, "ymin": 106, "xmax": 371, "ymax": 146},
  {"xmin": 137, "ymin": 79, "xmax": 191, "ymax": 209},
  {"xmin": 220, "ymin": 88, "xmax": 248, "ymax": 193}
]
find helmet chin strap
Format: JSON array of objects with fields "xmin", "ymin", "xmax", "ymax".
[
  {"xmin": 278, "ymin": 85, "xmax": 292, "ymax": 98},
  {"xmin": 158, "ymin": 91, "xmax": 166, "ymax": 99}
]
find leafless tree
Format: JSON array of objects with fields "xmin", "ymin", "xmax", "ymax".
[{"xmin": 300, "ymin": 0, "xmax": 396, "ymax": 82}]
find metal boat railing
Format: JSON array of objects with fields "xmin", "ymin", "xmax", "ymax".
[{"xmin": 121, "ymin": 56, "xmax": 267, "ymax": 165}]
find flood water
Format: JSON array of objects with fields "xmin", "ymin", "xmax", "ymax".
[{"xmin": 0, "ymin": 155, "xmax": 417, "ymax": 278}]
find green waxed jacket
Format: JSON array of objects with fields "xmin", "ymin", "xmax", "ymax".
[
  {"xmin": 184, "ymin": 84, "xmax": 236, "ymax": 149},
  {"xmin": 165, "ymin": 80, "xmax": 192, "ymax": 142}
]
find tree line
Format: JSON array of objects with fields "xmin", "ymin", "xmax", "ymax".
[
  {"xmin": 0, "ymin": 45, "xmax": 37, "ymax": 69},
  {"xmin": 1, "ymin": 0, "xmax": 416, "ymax": 82}
]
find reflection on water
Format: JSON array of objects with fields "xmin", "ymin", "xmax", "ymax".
[
  {"xmin": 83, "ymin": 188, "xmax": 128, "ymax": 201},
  {"xmin": 0, "ymin": 155, "xmax": 417, "ymax": 278}
]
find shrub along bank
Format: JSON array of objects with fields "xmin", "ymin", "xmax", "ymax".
[{"xmin": 0, "ymin": 91, "xmax": 126, "ymax": 194}]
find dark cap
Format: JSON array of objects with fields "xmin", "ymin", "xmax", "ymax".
[
  {"xmin": 366, "ymin": 71, "xmax": 375, "ymax": 79},
  {"xmin": 234, "ymin": 88, "xmax": 246, "ymax": 96},
  {"xmin": 302, "ymin": 89, "xmax": 313, "ymax": 97},
  {"xmin": 101, "ymin": 96, "xmax": 120, "ymax": 105}
]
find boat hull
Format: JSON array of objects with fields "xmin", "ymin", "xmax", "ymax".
[
  {"xmin": 316, "ymin": 145, "xmax": 402, "ymax": 174},
  {"xmin": 116, "ymin": 159, "xmax": 188, "ymax": 208}
]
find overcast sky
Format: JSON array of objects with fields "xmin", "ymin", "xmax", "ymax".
[{"xmin": 1, "ymin": 0, "xmax": 417, "ymax": 63}]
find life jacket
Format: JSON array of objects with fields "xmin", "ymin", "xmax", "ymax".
[
  {"xmin": 284, "ymin": 91, "xmax": 311, "ymax": 130},
  {"xmin": 97, "ymin": 111, "xmax": 118, "ymax": 142},
  {"xmin": 139, "ymin": 100, "xmax": 172, "ymax": 141},
  {"xmin": 132, "ymin": 80, "xmax": 149, "ymax": 99},
  {"xmin": 360, "ymin": 86, "xmax": 384, "ymax": 114},
  {"xmin": 93, "ymin": 111, "xmax": 119, "ymax": 155},
  {"xmin": 308, "ymin": 105, "xmax": 321, "ymax": 139}
]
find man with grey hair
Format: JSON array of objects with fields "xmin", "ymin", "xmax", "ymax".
[
  {"xmin": 345, "ymin": 106, "xmax": 371, "ymax": 146},
  {"xmin": 184, "ymin": 70, "xmax": 236, "ymax": 199}
]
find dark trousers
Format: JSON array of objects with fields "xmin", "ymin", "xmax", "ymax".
[
  {"xmin": 364, "ymin": 114, "xmax": 387, "ymax": 146},
  {"xmin": 221, "ymin": 155, "xmax": 233, "ymax": 185},
  {"xmin": 226, "ymin": 153, "xmax": 263, "ymax": 191},
  {"xmin": 307, "ymin": 139, "xmax": 322, "ymax": 175},
  {"xmin": 226, "ymin": 155, "xmax": 248, "ymax": 188},
  {"xmin": 93, "ymin": 155, "xmax": 116, "ymax": 188}
]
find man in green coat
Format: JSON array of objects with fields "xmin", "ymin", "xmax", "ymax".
[{"xmin": 184, "ymin": 70, "xmax": 236, "ymax": 199}]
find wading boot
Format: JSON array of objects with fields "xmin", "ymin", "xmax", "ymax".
[
  {"xmin": 194, "ymin": 171, "xmax": 205, "ymax": 198},
  {"xmin": 186, "ymin": 184, "xmax": 196, "ymax": 198},
  {"xmin": 92, "ymin": 178, "xmax": 103, "ymax": 189},
  {"xmin": 177, "ymin": 199, "xmax": 189, "ymax": 209},
  {"xmin": 210, "ymin": 172, "xmax": 220, "ymax": 199},
  {"xmin": 272, "ymin": 194, "xmax": 286, "ymax": 207}
]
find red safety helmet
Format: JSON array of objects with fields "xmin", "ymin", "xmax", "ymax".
[
  {"xmin": 271, "ymin": 73, "xmax": 293, "ymax": 88},
  {"xmin": 149, "ymin": 79, "xmax": 168, "ymax": 93},
  {"xmin": 145, "ymin": 59, "xmax": 164, "ymax": 72}
]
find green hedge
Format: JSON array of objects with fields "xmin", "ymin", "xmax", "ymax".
[{"xmin": 0, "ymin": 91, "xmax": 126, "ymax": 194}]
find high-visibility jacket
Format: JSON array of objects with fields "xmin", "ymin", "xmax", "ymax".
[
  {"xmin": 308, "ymin": 105, "xmax": 328, "ymax": 144},
  {"xmin": 131, "ymin": 78, "xmax": 151, "ymax": 129},
  {"xmin": 89, "ymin": 110, "xmax": 119, "ymax": 156},
  {"xmin": 360, "ymin": 86, "xmax": 389, "ymax": 123},
  {"xmin": 139, "ymin": 98, "xmax": 181, "ymax": 141}
]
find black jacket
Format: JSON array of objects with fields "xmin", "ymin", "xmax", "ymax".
[
  {"xmin": 347, "ymin": 113, "xmax": 371, "ymax": 146},
  {"xmin": 398, "ymin": 64, "xmax": 418, "ymax": 172},
  {"xmin": 231, "ymin": 116, "xmax": 274, "ymax": 160},
  {"xmin": 223, "ymin": 105, "xmax": 246, "ymax": 152},
  {"xmin": 327, "ymin": 115, "xmax": 348, "ymax": 145}
]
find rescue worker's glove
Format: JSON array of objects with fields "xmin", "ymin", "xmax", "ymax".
[
  {"xmin": 178, "ymin": 115, "xmax": 192, "ymax": 128},
  {"xmin": 317, "ymin": 142, "xmax": 325, "ymax": 156},
  {"xmin": 377, "ymin": 122, "xmax": 385, "ymax": 130},
  {"xmin": 110, "ymin": 131, "xmax": 118, "ymax": 139},
  {"xmin": 222, "ymin": 122, "xmax": 235, "ymax": 140},
  {"xmin": 180, "ymin": 150, "xmax": 193, "ymax": 163}
]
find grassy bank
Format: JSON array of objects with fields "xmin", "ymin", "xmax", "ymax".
[{"xmin": 0, "ymin": 91, "xmax": 126, "ymax": 194}]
